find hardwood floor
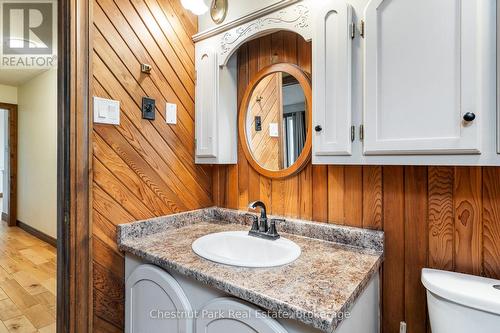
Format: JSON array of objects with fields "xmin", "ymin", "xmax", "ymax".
[{"xmin": 0, "ymin": 222, "xmax": 56, "ymax": 333}]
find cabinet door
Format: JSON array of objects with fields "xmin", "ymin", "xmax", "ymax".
[
  {"xmin": 364, "ymin": 0, "xmax": 480, "ymax": 155},
  {"xmin": 313, "ymin": 1, "xmax": 353, "ymax": 156},
  {"xmin": 126, "ymin": 264, "xmax": 193, "ymax": 333},
  {"xmin": 195, "ymin": 46, "xmax": 217, "ymax": 158},
  {"xmin": 195, "ymin": 297, "xmax": 288, "ymax": 333}
]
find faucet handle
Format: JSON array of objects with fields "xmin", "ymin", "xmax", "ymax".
[
  {"xmin": 268, "ymin": 218, "xmax": 283, "ymax": 239},
  {"xmin": 245, "ymin": 214, "xmax": 259, "ymax": 231}
]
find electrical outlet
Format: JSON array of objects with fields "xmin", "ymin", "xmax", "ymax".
[
  {"xmin": 166, "ymin": 102, "xmax": 177, "ymax": 124},
  {"xmin": 269, "ymin": 123, "xmax": 279, "ymax": 137},
  {"xmin": 142, "ymin": 97, "xmax": 155, "ymax": 120}
]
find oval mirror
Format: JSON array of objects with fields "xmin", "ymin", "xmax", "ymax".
[{"xmin": 239, "ymin": 63, "xmax": 312, "ymax": 179}]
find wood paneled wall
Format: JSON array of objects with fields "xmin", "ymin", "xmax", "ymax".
[
  {"xmin": 214, "ymin": 32, "xmax": 500, "ymax": 333},
  {"xmin": 249, "ymin": 72, "xmax": 283, "ymax": 170},
  {"xmin": 90, "ymin": 1, "xmax": 208, "ymax": 331}
]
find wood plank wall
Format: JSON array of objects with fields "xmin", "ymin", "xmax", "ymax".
[
  {"xmin": 213, "ymin": 32, "xmax": 500, "ymax": 333},
  {"xmin": 249, "ymin": 72, "xmax": 283, "ymax": 170},
  {"xmin": 90, "ymin": 1, "xmax": 208, "ymax": 332}
]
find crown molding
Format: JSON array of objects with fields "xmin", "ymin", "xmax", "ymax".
[{"xmin": 192, "ymin": 0, "xmax": 302, "ymax": 42}]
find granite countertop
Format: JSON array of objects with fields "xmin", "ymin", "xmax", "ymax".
[{"xmin": 117, "ymin": 207, "xmax": 384, "ymax": 333}]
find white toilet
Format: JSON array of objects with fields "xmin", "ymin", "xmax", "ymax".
[{"xmin": 422, "ymin": 268, "xmax": 500, "ymax": 333}]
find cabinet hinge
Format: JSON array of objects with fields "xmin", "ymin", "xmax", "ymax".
[
  {"xmin": 350, "ymin": 125, "xmax": 355, "ymax": 141},
  {"xmin": 360, "ymin": 20, "xmax": 365, "ymax": 38},
  {"xmin": 350, "ymin": 22, "xmax": 355, "ymax": 39},
  {"xmin": 359, "ymin": 125, "xmax": 364, "ymax": 141},
  {"xmin": 194, "ymin": 70, "xmax": 197, "ymax": 85}
]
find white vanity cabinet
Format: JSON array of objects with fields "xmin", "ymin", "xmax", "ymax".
[
  {"xmin": 125, "ymin": 264, "xmax": 193, "ymax": 333},
  {"xmin": 195, "ymin": 298, "xmax": 288, "ymax": 333},
  {"xmin": 363, "ymin": 0, "xmax": 481, "ymax": 155},
  {"xmin": 125, "ymin": 255, "xmax": 380, "ymax": 333},
  {"xmin": 312, "ymin": 0, "xmax": 354, "ymax": 156}
]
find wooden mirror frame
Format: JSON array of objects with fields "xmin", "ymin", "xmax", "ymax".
[{"xmin": 239, "ymin": 63, "xmax": 312, "ymax": 179}]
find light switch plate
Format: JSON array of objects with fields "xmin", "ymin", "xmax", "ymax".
[
  {"xmin": 166, "ymin": 102, "xmax": 177, "ymax": 124},
  {"xmin": 269, "ymin": 123, "xmax": 279, "ymax": 137},
  {"xmin": 94, "ymin": 97, "xmax": 120, "ymax": 125}
]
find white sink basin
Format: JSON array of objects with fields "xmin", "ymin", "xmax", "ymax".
[{"xmin": 192, "ymin": 231, "xmax": 301, "ymax": 268}]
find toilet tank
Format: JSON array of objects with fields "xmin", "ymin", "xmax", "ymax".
[{"xmin": 421, "ymin": 268, "xmax": 500, "ymax": 333}]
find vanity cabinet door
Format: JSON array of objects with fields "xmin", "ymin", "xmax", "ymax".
[
  {"xmin": 363, "ymin": 0, "xmax": 481, "ymax": 155},
  {"xmin": 312, "ymin": 1, "xmax": 353, "ymax": 156},
  {"xmin": 195, "ymin": 45, "xmax": 218, "ymax": 158},
  {"xmin": 126, "ymin": 264, "xmax": 193, "ymax": 333},
  {"xmin": 195, "ymin": 297, "xmax": 288, "ymax": 333}
]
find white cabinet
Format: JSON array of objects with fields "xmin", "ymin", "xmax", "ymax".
[
  {"xmin": 312, "ymin": 0, "xmax": 353, "ymax": 156},
  {"xmin": 195, "ymin": 46, "xmax": 217, "ymax": 159},
  {"xmin": 363, "ymin": 0, "xmax": 481, "ymax": 155},
  {"xmin": 125, "ymin": 256, "xmax": 380, "ymax": 333},
  {"xmin": 195, "ymin": 297, "xmax": 288, "ymax": 333},
  {"xmin": 195, "ymin": 41, "xmax": 238, "ymax": 164},
  {"xmin": 125, "ymin": 264, "xmax": 193, "ymax": 333}
]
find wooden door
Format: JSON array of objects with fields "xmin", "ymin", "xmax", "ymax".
[
  {"xmin": 126, "ymin": 264, "xmax": 193, "ymax": 333},
  {"xmin": 363, "ymin": 0, "xmax": 481, "ymax": 155},
  {"xmin": 312, "ymin": 1, "xmax": 353, "ymax": 156},
  {"xmin": 195, "ymin": 45, "xmax": 218, "ymax": 158}
]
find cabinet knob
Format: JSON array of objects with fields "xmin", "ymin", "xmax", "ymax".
[
  {"xmin": 315, "ymin": 125, "xmax": 322, "ymax": 132},
  {"xmin": 463, "ymin": 112, "xmax": 476, "ymax": 122}
]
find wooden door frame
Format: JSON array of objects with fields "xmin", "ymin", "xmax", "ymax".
[
  {"xmin": 0, "ymin": 102, "xmax": 17, "ymax": 227},
  {"xmin": 57, "ymin": 0, "xmax": 92, "ymax": 332}
]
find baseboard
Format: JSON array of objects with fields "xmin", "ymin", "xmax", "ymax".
[
  {"xmin": 1, "ymin": 212, "xmax": 8, "ymax": 222},
  {"xmin": 16, "ymin": 220, "xmax": 57, "ymax": 247}
]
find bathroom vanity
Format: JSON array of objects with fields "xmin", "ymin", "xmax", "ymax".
[{"xmin": 118, "ymin": 208, "xmax": 383, "ymax": 333}]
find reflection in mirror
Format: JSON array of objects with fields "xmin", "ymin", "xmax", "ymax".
[{"xmin": 246, "ymin": 72, "xmax": 307, "ymax": 171}]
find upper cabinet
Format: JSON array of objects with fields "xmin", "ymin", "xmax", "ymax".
[
  {"xmin": 195, "ymin": 46, "xmax": 217, "ymax": 159},
  {"xmin": 194, "ymin": 41, "xmax": 238, "ymax": 164},
  {"xmin": 363, "ymin": 0, "xmax": 481, "ymax": 155},
  {"xmin": 194, "ymin": 0, "xmax": 498, "ymax": 166},
  {"xmin": 312, "ymin": 0, "xmax": 353, "ymax": 156}
]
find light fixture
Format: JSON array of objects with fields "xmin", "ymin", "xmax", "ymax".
[{"xmin": 181, "ymin": 0, "xmax": 209, "ymax": 15}]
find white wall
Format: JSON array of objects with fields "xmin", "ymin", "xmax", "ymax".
[
  {"xmin": 0, "ymin": 84, "xmax": 18, "ymax": 104},
  {"xmin": 17, "ymin": 69, "xmax": 57, "ymax": 238},
  {"xmin": 198, "ymin": 0, "xmax": 283, "ymax": 32}
]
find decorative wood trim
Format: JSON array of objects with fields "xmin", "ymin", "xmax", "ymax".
[
  {"xmin": 238, "ymin": 63, "xmax": 312, "ymax": 179},
  {"xmin": 192, "ymin": 0, "xmax": 301, "ymax": 42},
  {"xmin": 0, "ymin": 102, "xmax": 18, "ymax": 227},
  {"xmin": 16, "ymin": 220, "xmax": 57, "ymax": 247},
  {"xmin": 217, "ymin": 2, "xmax": 311, "ymax": 66},
  {"xmin": 57, "ymin": 0, "xmax": 92, "ymax": 332}
]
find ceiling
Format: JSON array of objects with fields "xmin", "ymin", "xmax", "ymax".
[{"xmin": 0, "ymin": 68, "xmax": 48, "ymax": 86}]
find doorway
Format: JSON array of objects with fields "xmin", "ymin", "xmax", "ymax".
[
  {"xmin": 0, "ymin": 70, "xmax": 58, "ymax": 331},
  {"xmin": 0, "ymin": 102, "xmax": 17, "ymax": 228}
]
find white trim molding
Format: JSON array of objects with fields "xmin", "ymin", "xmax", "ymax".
[
  {"xmin": 192, "ymin": 0, "xmax": 302, "ymax": 42},
  {"xmin": 216, "ymin": 2, "xmax": 312, "ymax": 66}
]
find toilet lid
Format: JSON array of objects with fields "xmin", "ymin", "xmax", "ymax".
[{"xmin": 422, "ymin": 268, "xmax": 500, "ymax": 315}]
